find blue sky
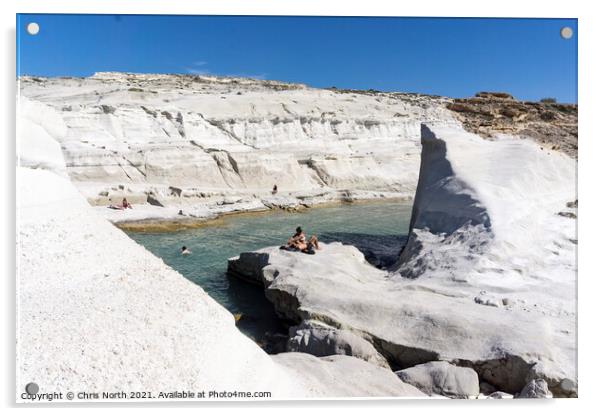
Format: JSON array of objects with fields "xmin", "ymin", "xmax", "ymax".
[{"xmin": 17, "ymin": 14, "xmax": 577, "ymax": 103}]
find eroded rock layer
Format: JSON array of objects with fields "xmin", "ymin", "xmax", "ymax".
[{"xmin": 19, "ymin": 73, "xmax": 460, "ymax": 212}]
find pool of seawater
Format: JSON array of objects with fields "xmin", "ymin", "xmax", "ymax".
[{"xmin": 126, "ymin": 200, "xmax": 412, "ymax": 347}]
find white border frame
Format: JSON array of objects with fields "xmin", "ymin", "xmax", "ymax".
[{"xmin": 3, "ymin": 1, "xmax": 600, "ymax": 414}]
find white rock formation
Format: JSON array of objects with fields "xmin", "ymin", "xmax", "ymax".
[
  {"xmin": 395, "ymin": 361, "xmax": 480, "ymax": 398},
  {"xmin": 16, "ymin": 98, "xmax": 427, "ymax": 401},
  {"xmin": 17, "ymin": 72, "xmax": 577, "ymax": 399},
  {"xmin": 228, "ymin": 124, "xmax": 577, "ymax": 397},
  {"xmin": 394, "ymin": 124, "xmax": 577, "ymax": 396},
  {"xmin": 287, "ymin": 320, "xmax": 390, "ymax": 369},
  {"xmin": 17, "ymin": 167, "xmax": 427, "ymax": 400},
  {"xmin": 18, "ymin": 73, "xmax": 460, "ymax": 221},
  {"xmin": 17, "ymin": 97, "xmax": 68, "ymax": 176},
  {"xmin": 273, "ymin": 353, "xmax": 424, "ymax": 398}
]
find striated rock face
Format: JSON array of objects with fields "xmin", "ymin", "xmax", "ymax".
[
  {"xmin": 19, "ymin": 72, "xmax": 459, "ymax": 211},
  {"xmin": 228, "ymin": 123, "xmax": 577, "ymax": 397},
  {"xmin": 447, "ymin": 93, "xmax": 577, "ymax": 158}
]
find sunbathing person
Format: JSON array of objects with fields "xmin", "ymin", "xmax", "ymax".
[
  {"xmin": 284, "ymin": 227, "xmax": 320, "ymax": 254},
  {"xmin": 121, "ymin": 198, "xmax": 133, "ymax": 209},
  {"xmin": 298, "ymin": 235, "xmax": 320, "ymax": 253},
  {"xmin": 287, "ymin": 227, "xmax": 306, "ymax": 249},
  {"xmin": 109, "ymin": 198, "xmax": 133, "ymax": 210}
]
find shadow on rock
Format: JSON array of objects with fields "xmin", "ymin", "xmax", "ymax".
[{"xmin": 319, "ymin": 232, "xmax": 407, "ymax": 269}]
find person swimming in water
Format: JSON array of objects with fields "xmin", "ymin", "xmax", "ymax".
[{"xmin": 181, "ymin": 246, "xmax": 191, "ymax": 255}]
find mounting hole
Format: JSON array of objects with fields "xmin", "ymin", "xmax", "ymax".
[
  {"xmin": 26, "ymin": 22, "xmax": 40, "ymax": 35},
  {"xmin": 25, "ymin": 382, "xmax": 39, "ymax": 395},
  {"xmin": 560, "ymin": 27, "xmax": 573, "ymax": 40}
]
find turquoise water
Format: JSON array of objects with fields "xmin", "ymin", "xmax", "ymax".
[{"xmin": 126, "ymin": 201, "xmax": 412, "ymax": 346}]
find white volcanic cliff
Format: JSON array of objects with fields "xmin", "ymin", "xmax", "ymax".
[{"xmin": 19, "ymin": 72, "xmax": 460, "ymax": 220}]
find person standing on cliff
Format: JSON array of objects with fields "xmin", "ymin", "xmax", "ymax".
[{"xmin": 272, "ymin": 184, "xmax": 278, "ymax": 195}]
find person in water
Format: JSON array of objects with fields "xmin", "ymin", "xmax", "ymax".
[
  {"xmin": 181, "ymin": 246, "xmax": 191, "ymax": 255},
  {"xmin": 286, "ymin": 226, "xmax": 320, "ymax": 253}
]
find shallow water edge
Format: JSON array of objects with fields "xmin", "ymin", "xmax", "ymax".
[{"xmin": 115, "ymin": 196, "xmax": 411, "ymax": 233}]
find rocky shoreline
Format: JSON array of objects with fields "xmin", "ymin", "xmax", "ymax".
[
  {"xmin": 17, "ymin": 80, "xmax": 430, "ymax": 400},
  {"xmin": 106, "ymin": 193, "xmax": 409, "ymax": 232},
  {"xmin": 228, "ymin": 124, "xmax": 577, "ymax": 398},
  {"xmin": 17, "ymin": 72, "xmax": 577, "ymax": 400},
  {"xmin": 18, "ymin": 168, "xmax": 429, "ymax": 399},
  {"xmin": 228, "ymin": 243, "xmax": 569, "ymax": 398}
]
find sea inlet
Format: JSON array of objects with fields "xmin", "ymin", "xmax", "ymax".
[{"xmin": 126, "ymin": 201, "xmax": 412, "ymax": 350}]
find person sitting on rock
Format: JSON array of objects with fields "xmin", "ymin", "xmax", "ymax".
[
  {"xmin": 303, "ymin": 235, "xmax": 320, "ymax": 254},
  {"xmin": 285, "ymin": 227, "xmax": 320, "ymax": 254},
  {"xmin": 287, "ymin": 226, "xmax": 306, "ymax": 249},
  {"xmin": 108, "ymin": 197, "xmax": 133, "ymax": 210},
  {"xmin": 121, "ymin": 197, "xmax": 133, "ymax": 209}
]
